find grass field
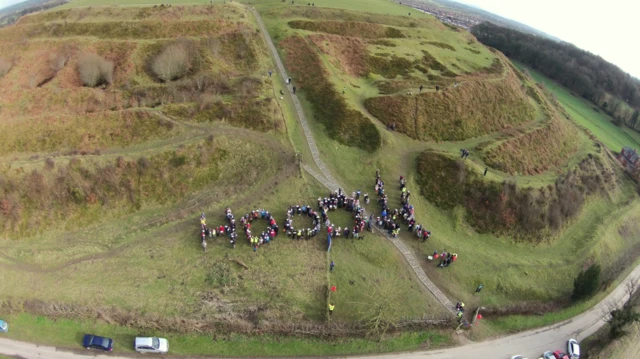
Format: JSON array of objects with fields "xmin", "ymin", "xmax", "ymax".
[{"xmin": 515, "ymin": 62, "xmax": 640, "ymax": 151}]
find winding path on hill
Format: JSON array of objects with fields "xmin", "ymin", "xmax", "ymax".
[
  {"xmin": 1, "ymin": 262, "xmax": 639, "ymax": 359},
  {"xmin": 250, "ymin": 8, "xmax": 456, "ymax": 314}
]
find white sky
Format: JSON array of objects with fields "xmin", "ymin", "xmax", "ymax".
[
  {"xmin": 454, "ymin": 0, "xmax": 640, "ymax": 79},
  {"xmin": 0, "ymin": 0, "xmax": 26, "ymax": 10}
]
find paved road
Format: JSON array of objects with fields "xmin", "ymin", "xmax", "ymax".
[{"xmin": 1, "ymin": 262, "xmax": 638, "ymax": 359}]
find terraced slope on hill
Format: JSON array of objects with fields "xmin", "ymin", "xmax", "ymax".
[{"xmin": 258, "ymin": 0, "xmax": 640, "ymax": 319}]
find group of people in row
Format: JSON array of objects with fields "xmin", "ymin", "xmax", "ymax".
[
  {"xmin": 199, "ymin": 208, "xmax": 281, "ymax": 251},
  {"xmin": 373, "ymin": 171, "xmax": 431, "ymax": 241},
  {"xmin": 432, "ymin": 249, "xmax": 458, "ymax": 268},
  {"xmin": 373, "ymin": 171, "xmax": 461, "ymax": 269}
]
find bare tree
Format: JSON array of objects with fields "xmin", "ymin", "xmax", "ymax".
[
  {"xmin": 77, "ymin": 53, "xmax": 113, "ymax": 87},
  {"xmin": 152, "ymin": 40, "xmax": 195, "ymax": 82}
]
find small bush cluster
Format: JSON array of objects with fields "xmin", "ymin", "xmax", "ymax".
[
  {"xmin": 77, "ymin": 53, "xmax": 113, "ymax": 87},
  {"xmin": 426, "ymin": 41, "xmax": 456, "ymax": 51},
  {"xmin": 369, "ymin": 39, "xmax": 396, "ymax": 47},
  {"xmin": 367, "ymin": 55, "xmax": 414, "ymax": 79},
  {"xmin": 420, "ymin": 50, "xmax": 448, "ymax": 72},
  {"xmin": 281, "ymin": 36, "xmax": 380, "ymax": 151},
  {"xmin": 415, "ymin": 151, "xmax": 618, "ymax": 239},
  {"xmin": 0, "ymin": 57, "xmax": 12, "ymax": 78}
]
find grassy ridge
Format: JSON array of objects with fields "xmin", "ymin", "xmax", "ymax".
[
  {"xmin": 280, "ymin": 36, "xmax": 380, "ymax": 151},
  {"xmin": 0, "ymin": 136, "xmax": 289, "ymax": 235},
  {"xmin": 2, "ymin": 19, "xmax": 245, "ymax": 41},
  {"xmin": 415, "ymin": 150, "xmax": 618, "ymax": 239},
  {"xmin": 483, "ymin": 116, "xmax": 581, "ymax": 175},
  {"xmin": 364, "ymin": 67, "xmax": 535, "ymax": 141},
  {"xmin": 288, "ymin": 20, "xmax": 404, "ymax": 39},
  {"xmin": 0, "ymin": 110, "xmax": 178, "ymax": 154},
  {"xmin": 21, "ymin": 3, "xmax": 245, "ymax": 23}
]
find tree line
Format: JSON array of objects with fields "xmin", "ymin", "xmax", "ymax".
[{"xmin": 471, "ymin": 22, "xmax": 640, "ymax": 131}]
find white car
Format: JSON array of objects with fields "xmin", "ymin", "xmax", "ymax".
[
  {"xmin": 510, "ymin": 356, "xmax": 527, "ymax": 359},
  {"xmin": 567, "ymin": 339, "xmax": 580, "ymax": 359},
  {"xmin": 134, "ymin": 337, "xmax": 169, "ymax": 354}
]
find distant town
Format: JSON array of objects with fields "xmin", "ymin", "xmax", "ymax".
[{"xmin": 400, "ymin": 0, "xmax": 482, "ymax": 29}]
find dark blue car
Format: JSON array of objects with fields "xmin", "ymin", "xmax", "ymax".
[{"xmin": 83, "ymin": 334, "xmax": 113, "ymax": 351}]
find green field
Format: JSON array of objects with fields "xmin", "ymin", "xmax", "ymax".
[
  {"xmin": 0, "ymin": 312, "xmax": 451, "ymax": 356},
  {"xmin": 515, "ymin": 62, "xmax": 640, "ymax": 151}
]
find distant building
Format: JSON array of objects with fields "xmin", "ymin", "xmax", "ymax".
[{"xmin": 618, "ymin": 147, "xmax": 640, "ymax": 177}]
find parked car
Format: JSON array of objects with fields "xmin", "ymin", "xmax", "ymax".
[
  {"xmin": 83, "ymin": 334, "xmax": 113, "ymax": 351},
  {"xmin": 134, "ymin": 337, "xmax": 169, "ymax": 354},
  {"xmin": 543, "ymin": 351, "xmax": 555, "ymax": 359},
  {"xmin": 553, "ymin": 350, "xmax": 570, "ymax": 359},
  {"xmin": 567, "ymin": 339, "xmax": 580, "ymax": 359},
  {"xmin": 510, "ymin": 356, "xmax": 527, "ymax": 359},
  {"xmin": 0, "ymin": 320, "xmax": 7, "ymax": 333}
]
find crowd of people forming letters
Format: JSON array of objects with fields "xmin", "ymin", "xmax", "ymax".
[{"xmin": 196, "ymin": 171, "xmax": 457, "ymax": 268}]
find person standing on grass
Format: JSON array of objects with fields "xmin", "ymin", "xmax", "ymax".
[
  {"xmin": 419, "ymin": 85, "xmax": 423, "ymax": 92},
  {"xmin": 328, "ymin": 303, "xmax": 335, "ymax": 316},
  {"xmin": 330, "ymin": 261, "xmax": 335, "ymax": 272},
  {"xmin": 268, "ymin": 70, "xmax": 272, "ymax": 77},
  {"xmin": 293, "ymin": 86, "xmax": 296, "ymax": 94}
]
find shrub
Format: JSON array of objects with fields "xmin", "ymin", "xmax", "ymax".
[
  {"xmin": 384, "ymin": 27, "xmax": 404, "ymax": 38},
  {"xmin": 0, "ymin": 57, "xmax": 13, "ymax": 78},
  {"xmin": 571, "ymin": 264, "xmax": 601, "ymax": 301},
  {"xmin": 609, "ymin": 305, "xmax": 640, "ymax": 339},
  {"xmin": 427, "ymin": 41, "xmax": 455, "ymax": 51},
  {"xmin": 77, "ymin": 53, "xmax": 113, "ymax": 87},
  {"xmin": 367, "ymin": 55, "xmax": 414, "ymax": 79},
  {"xmin": 152, "ymin": 41, "xmax": 194, "ymax": 82}
]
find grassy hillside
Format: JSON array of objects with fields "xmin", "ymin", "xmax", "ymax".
[
  {"xmin": 255, "ymin": 0, "xmax": 640, "ymax": 318},
  {"xmin": 0, "ymin": 3, "xmax": 448, "ymax": 356},
  {"xmin": 2, "ymin": 0, "xmax": 640, "ymax": 354},
  {"xmin": 364, "ymin": 69, "xmax": 535, "ymax": 142}
]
